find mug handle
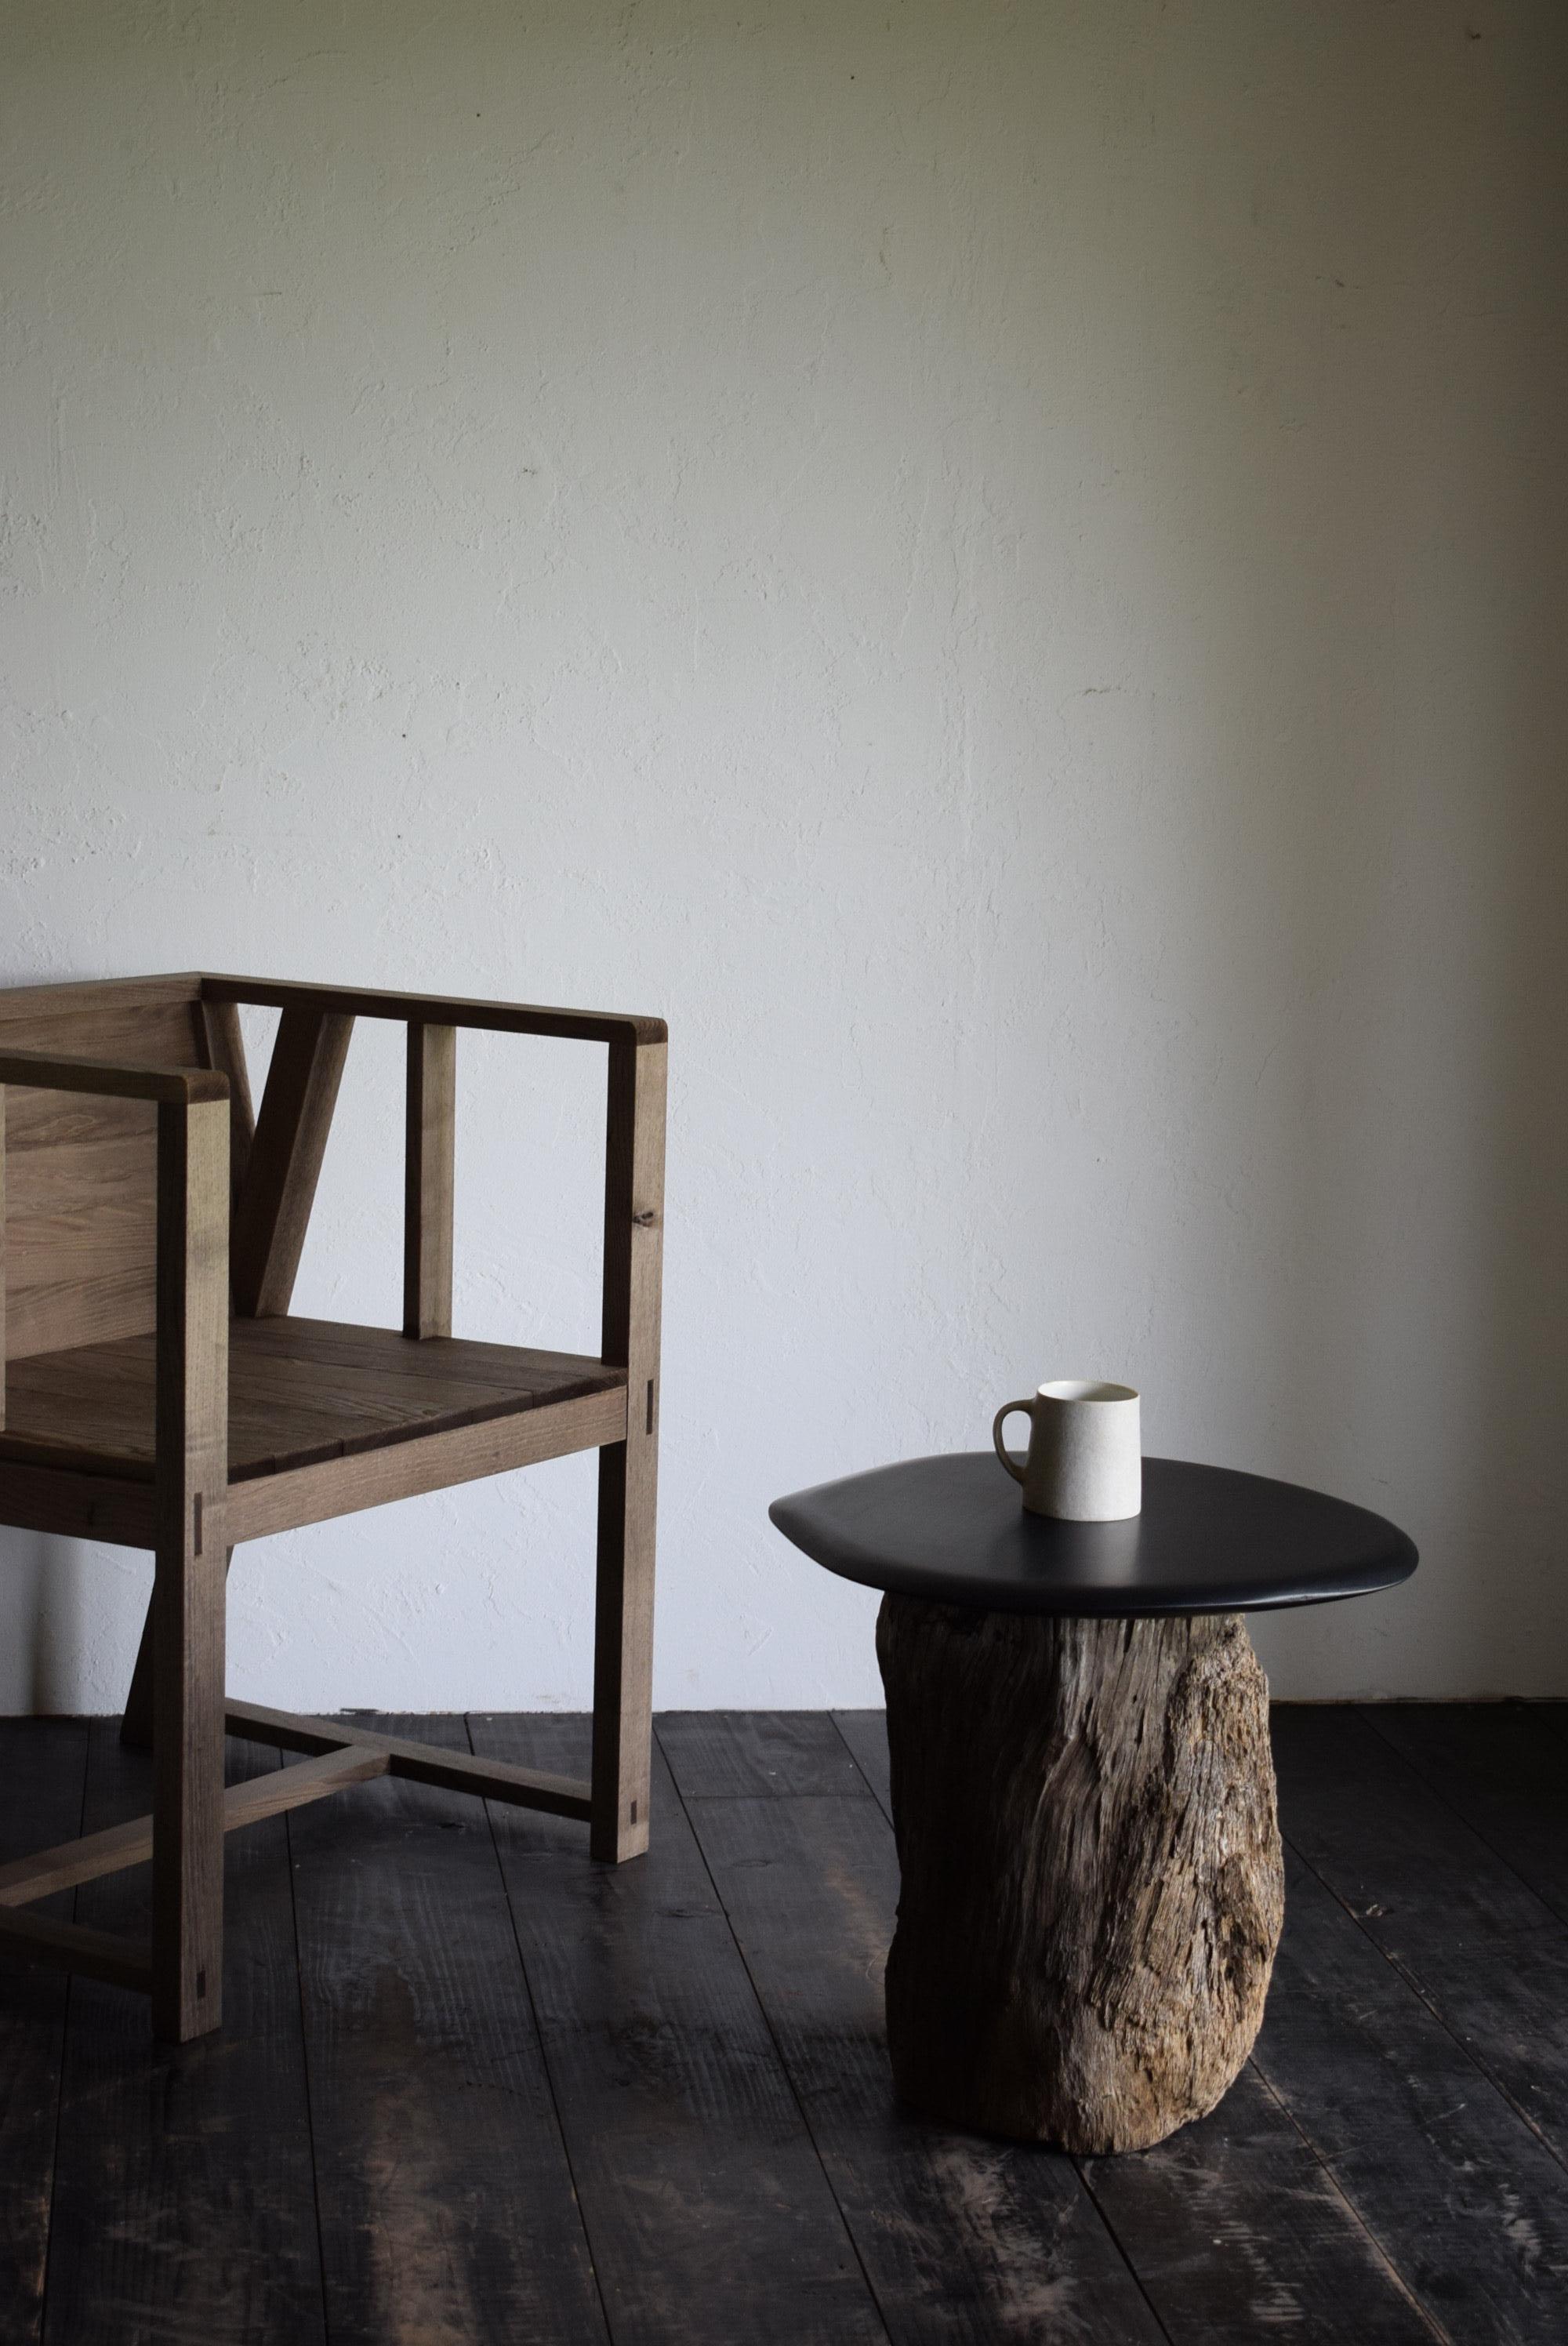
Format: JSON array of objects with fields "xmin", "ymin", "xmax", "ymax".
[{"xmin": 993, "ymin": 1400, "xmax": 1034, "ymax": 1485}]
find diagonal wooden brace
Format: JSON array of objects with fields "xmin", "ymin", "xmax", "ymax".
[
  {"xmin": 0, "ymin": 1747, "xmax": 390, "ymax": 1912},
  {"xmin": 223, "ymin": 1698, "xmax": 593, "ymax": 1821}
]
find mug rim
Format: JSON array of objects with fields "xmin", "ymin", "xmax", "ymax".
[{"xmin": 1035, "ymin": 1377, "xmax": 1138, "ymax": 1404}]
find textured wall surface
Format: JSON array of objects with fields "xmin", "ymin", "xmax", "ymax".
[{"xmin": 2, "ymin": 1, "xmax": 1565, "ymax": 1710}]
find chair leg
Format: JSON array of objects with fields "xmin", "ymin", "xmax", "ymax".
[
  {"xmin": 123, "ymin": 1547, "xmax": 234, "ymax": 1752},
  {"xmin": 590, "ymin": 1033, "xmax": 663, "ymax": 1861},
  {"xmin": 590, "ymin": 1439, "xmax": 655, "ymax": 1862},
  {"xmin": 149, "ymin": 1523, "xmax": 227, "ymax": 2043}
]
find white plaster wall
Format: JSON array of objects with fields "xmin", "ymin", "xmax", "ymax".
[{"xmin": 2, "ymin": 0, "xmax": 1565, "ymax": 1712}]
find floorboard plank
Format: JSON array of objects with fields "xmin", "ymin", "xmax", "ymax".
[
  {"xmin": 286, "ymin": 1713, "xmax": 608, "ymax": 2346},
  {"xmin": 1080, "ymin": 2058, "xmax": 1442, "ymax": 2343},
  {"xmin": 657, "ymin": 1711, "xmax": 874, "ymax": 1801},
  {"xmin": 831, "ymin": 1711, "xmax": 890, "ymax": 1819},
  {"xmin": 42, "ymin": 1725, "xmax": 326, "ymax": 2346},
  {"xmin": 666, "ymin": 1732, "xmax": 1167, "ymax": 2346},
  {"xmin": 0, "ymin": 1720, "xmax": 87, "ymax": 2346},
  {"xmin": 1272, "ymin": 1705, "xmax": 1568, "ymax": 2171},
  {"xmin": 1359, "ymin": 1702, "xmax": 1568, "ymax": 1925},
  {"xmin": 1254, "ymin": 1844, "xmax": 1568, "ymax": 2339},
  {"xmin": 473, "ymin": 1712, "xmax": 890, "ymax": 2346}
]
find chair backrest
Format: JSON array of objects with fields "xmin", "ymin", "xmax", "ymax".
[{"xmin": 0, "ymin": 975, "xmax": 209, "ymax": 1360}]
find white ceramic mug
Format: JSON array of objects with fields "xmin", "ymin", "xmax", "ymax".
[{"xmin": 993, "ymin": 1379, "xmax": 1142, "ymax": 1520}]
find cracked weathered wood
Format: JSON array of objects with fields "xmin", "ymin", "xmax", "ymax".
[{"xmin": 877, "ymin": 1596, "xmax": 1283, "ymax": 2152}]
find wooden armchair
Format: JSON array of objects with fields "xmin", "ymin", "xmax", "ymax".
[{"xmin": 0, "ymin": 971, "xmax": 665, "ymax": 2041}]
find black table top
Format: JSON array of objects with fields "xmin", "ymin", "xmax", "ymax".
[{"xmin": 769, "ymin": 1453, "xmax": 1417, "ymax": 1617}]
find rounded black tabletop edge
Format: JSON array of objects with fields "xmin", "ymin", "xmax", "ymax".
[{"xmin": 768, "ymin": 1452, "xmax": 1418, "ymax": 1619}]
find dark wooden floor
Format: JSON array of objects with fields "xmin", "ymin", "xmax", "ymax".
[{"xmin": 2, "ymin": 1705, "xmax": 1566, "ymax": 2343}]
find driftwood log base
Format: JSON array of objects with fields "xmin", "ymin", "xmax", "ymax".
[{"xmin": 877, "ymin": 1596, "xmax": 1284, "ymax": 2153}]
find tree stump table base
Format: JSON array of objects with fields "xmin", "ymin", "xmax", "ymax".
[{"xmin": 877, "ymin": 1596, "xmax": 1284, "ymax": 2153}]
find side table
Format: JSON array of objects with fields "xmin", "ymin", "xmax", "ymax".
[{"xmin": 769, "ymin": 1453, "xmax": 1417, "ymax": 2153}]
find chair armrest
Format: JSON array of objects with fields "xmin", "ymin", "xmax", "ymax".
[
  {"xmin": 0, "ymin": 1051, "xmax": 229, "ymax": 1105},
  {"xmin": 199, "ymin": 974, "xmax": 666, "ymax": 1048},
  {"xmin": 194, "ymin": 975, "xmax": 666, "ymax": 1360}
]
